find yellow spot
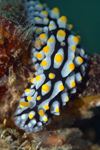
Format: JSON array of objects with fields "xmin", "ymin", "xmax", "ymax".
[
  {"xmin": 60, "ymin": 16, "xmax": 67, "ymax": 22},
  {"xmin": 45, "ymin": 18, "xmax": 49, "ymax": 21},
  {"xmin": 36, "ymin": 28, "xmax": 41, "ymax": 32},
  {"xmin": 27, "ymin": 96, "xmax": 32, "ymax": 101},
  {"xmin": 55, "ymin": 108, "xmax": 59, "ymax": 113},
  {"xmin": 71, "ymin": 46, "xmax": 76, "ymax": 51},
  {"xmin": 20, "ymin": 105, "xmax": 23, "ymax": 108},
  {"xmin": 48, "ymin": 38, "xmax": 54, "ymax": 43},
  {"xmin": 43, "ymin": 46, "xmax": 49, "ymax": 53},
  {"xmin": 37, "ymin": 4, "xmax": 42, "ymax": 7},
  {"xmin": 39, "ymin": 109, "xmax": 44, "ymax": 117},
  {"xmin": 49, "ymin": 73, "xmax": 55, "ymax": 79},
  {"xmin": 30, "ymin": 78, "xmax": 34, "ymax": 83},
  {"xmin": 20, "ymin": 102, "xmax": 30, "ymax": 107},
  {"xmin": 37, "ymin": 96, "xmax": 41, "ymax": 100},
  {"xmin": 33, "ymin": 52, "xmax": 36, "ymax": 56},
  {"xmin": 66, "ymin": 97, "xmax": 69, "ymax": 102},
  {"xmin": 36, "ymin": 53, "xmax": 42, "ymax": 59},
  {"xmin": 36, "ymin": 17, "xmax": 40, "ymax": 21},
  {"xmin": 53, "ymin": 7, "xmax": 59, "ymax": 14},
  {"xmin": 80, "ymin": 77, "xmax": 82, "ymax": 80},
  {"xmin": 40, "ymin": 33, "xmax": 46, "ymax": 39},
  {"xmin": 29, "ymin": 114, "xmax": 34, "ymax": 119},
  {"xmin": 73, "ymin": 36, "xmax": 79, "ymax": 43},
  {"xmin": 41, "ymin": 60, "xmax": 47, "ymax": 66},
  {"xmin": 57, "ymin": 30, "xmax": 66, "ymax": 37},
  {"xmin": 25, "ymin": 88, "xmax": 30, "ymax": 93},
  {"xmin": 55, "ymin": 54, "xmax": 63, "ymax": 63},
  {"xmin": 44, "ymin": 117, "xmax": 48, "ymax": 122},
  {"xmin": 69, "ymin": 63, "xmax": 75, "ymax": 70},
  {"xmin": 44, "ymin": 105, "xmax": 49, "ymax": 110},
  {"xmin": 77, "ymin": 35, "xmax": 81, "ymax": 41},
  {"xmin": 42, "ymin": 10, "xmax": 48, "ymax": 15},
  {"xmin": 49, "ymin": 24, "xmax": 54, "ymax": 27},
  {"xmin": 59, "ymin": 84, "xmax": 64, "ymax": 91},
  {"xmin": 78, "ymin": 57, "xmax": 83, "ymax": 63},
  {"xmin": 71, "ymin": 81, "xmax": 76, "ymax": 87},
  {"xmin": 69, "ymin": 24, "xmax": 73, "ymax": 29},
  {"xmin": 35, "ymin": 75, "xmax": 41, "ymax": 81},
  {"xmin": 42, "ymin": 84, "xmax": 49, "ymax": 92}
]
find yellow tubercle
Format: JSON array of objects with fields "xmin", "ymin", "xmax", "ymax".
[
  {"xmin": 43, "ymin": 46, "xmax": 49, "ymax": 53},
  {"xmin": 36, "ymin": 53, "xmax": 42, "ymax": 59},
  {"xmin": 49, "ymin": 73, "xmax": 55, "ymax": 79},
  {"xmin": 66, "ymin": 97, "xmax": 69, "ymax": 102},
  {"xmin": 25, "ymin": 88, "xmax": 30, "ymax": 93},
  {"xmin": 27, "ymin": 96, "xmax": 32, "ymax": 101},
  {"xmin": 35, "ymin": 75, "xmax": 41, "ymax": 81},
  {"xmin": 49, "ymin": 24, "xmax": 54, "ymax": 27},
  {"xmin": 69, "ymin": 24, "xmax": 73, "ymax": 29},
  {"xmin": 77, "ymin": 35, "xmax": 81, "ymax": 41},
  {"xmin": 80, "ymin": 77, "xmax": 82, "ymax": 80},
  {"xmin": 36, "ymin": 17, "xmax": 40, "ymax": 21},
  {"xmin": 20, "ymin": 102, "xmax": 30, "ymax": 107},
  {"xmin": 59, "ymin": 84, "xmax": 64, "ymax": 91},
  {"xmin": 48, "ymin": 38, "xmax": 54, "ymax": 43},
  {"xmin": 29, "ymin": 114, "xmax": 34, "ymax": 119},
  {"xmin": 57, "ymin": 30, "xmax": 66, "ymax": 37},
  {"xmin": 60, "ymin": 16, "xmax": 67, "ymax": 22},
  {"xmin": 78, "ymin": 57, "xmax": 84, "ymax": 63},
  {"xmin": 37, "ymin": 96, "xmax": 41, "ymax": 100},
  {"xmin": 44, "ymin": 105, "xmax": 49, "ymax": 110},
  {"xmin": 69, "ymin": 63, "xmax": 75, "ymax": 70},
  {"xmin": 52, "ymin": 7, "xmax": 60, "ymax": 14},
  {"xmin": 42, "ymin": 10, "xmax": 48, "ymax": 15},
  {"xmin": 30, "ymin": 78, "xmax": 34, "ymax": 83},
  {"xmin": 42, "ymin": 84, "xmax": 49, "ymax": 92},
  {"xmin": 41, "ymin": 60, "xmax": 47, "ymax": 66},
  {"xmin": 55, "ymin": 108, "xmax": 59, "ymax": 113},
  {"xmin": 40, "ymin": 33, "xmax": 47, "ymax": 39},
  {"xmin": 44, "ymin": 117, "xmax": 48, "ymax": 122},
  {"xmin": 55, "ymin": 54, "xmax": 63, "ymax": 63},
  {"xmin": 36, "ymin": 28, "xmax": 41, "ymax": 32},
  {"xmin": 37, "ymin": 4, "xmax": 42, "ymax": 7},
  {"xmin": 39, "ymin": 109, "xmax": 44, "ymax": 117},
  {"xmin": 45, "ymin": 18, "xmax": 49, "ymax": 21},
  {"xmin": 73, "ymin": 36, "xmax": 79, "ymax": 43},
  {"xmin": 71, "ymin": 46, "xmax": 76, "ymax": 51},
  {"xmin": 71, "ymin": 81, "xmax": 76, "ymax": 87}
]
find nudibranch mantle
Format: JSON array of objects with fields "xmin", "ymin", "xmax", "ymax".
[{"xmin": 14, "ymin": 0, "xmax": 88, "ymax": 132}]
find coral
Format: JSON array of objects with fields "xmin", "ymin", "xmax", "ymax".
[{"xmin": 0, "ymin": 0, "xmax": 34, "ymax": 123}]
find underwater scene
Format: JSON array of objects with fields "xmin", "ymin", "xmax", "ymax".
[
  {"xmin": 0, "ymin": 0, "xmax": 100, "ymax": 150},
  {"xmin": 42, "ymin": 0, "xmax": 100, "ymax": 54}
]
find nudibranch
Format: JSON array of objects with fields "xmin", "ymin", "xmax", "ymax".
[{"xmin": 14, "ymin": 0, "xmax": 88, "ymax": 132}]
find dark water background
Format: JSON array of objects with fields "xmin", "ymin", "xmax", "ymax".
[{"xmin": 41, "ymin": 0, "xmax": 100, "ymax": 54}]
